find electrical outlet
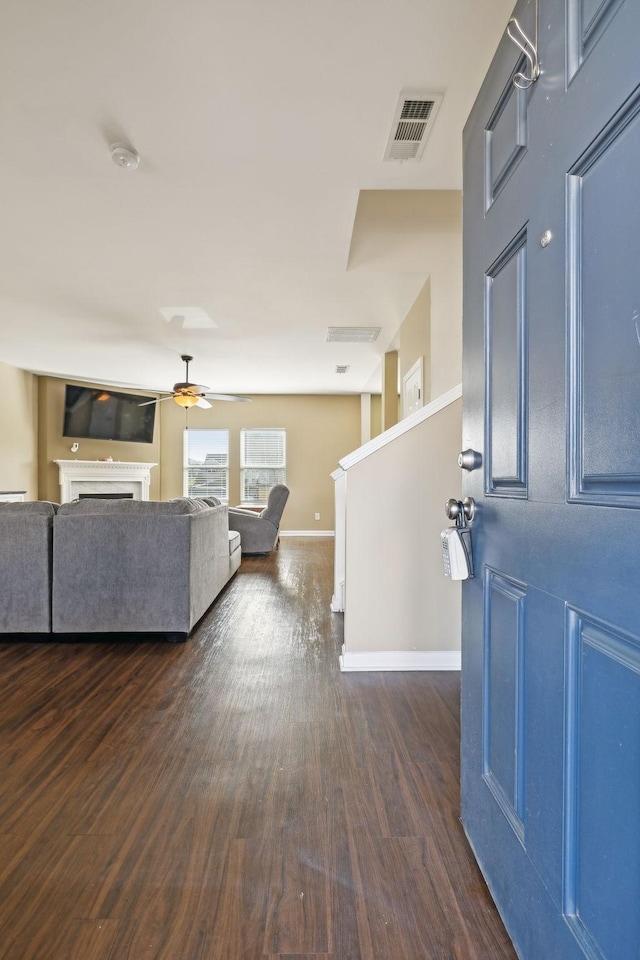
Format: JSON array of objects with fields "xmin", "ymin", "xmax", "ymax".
[{"xmin": 314, "ymin": 512, "xmax": 320, "ymax": 521}]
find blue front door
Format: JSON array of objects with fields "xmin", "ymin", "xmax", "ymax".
[{"xmin": 462, "ymin": 1, "xmax": 640, "ymax": 957}]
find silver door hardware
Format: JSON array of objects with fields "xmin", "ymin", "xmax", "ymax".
[
  {"xmin": 463, "ymin": 496, "xmax": 476, "ymax": 522},
  {"xmin": 462, "ymin": 497, "xmax": 476, "ymax": 523},
  {"xmin": 445, "ymin": 497, "xmax": 476, "ymax": 524},
  {"xmin": 506, "ymin": 0, "xmax": 540, "ymax": 90},
  {"xmin": 458, "ymin": 448, "xmax": 483, "ymax": 471},
  {"xmin": 445, "ymin": 498, "xmax": 463, "ymax": 521},
  {"xmin": 540, "ymin": 230, "xmax": 552, "ymax": 247}
]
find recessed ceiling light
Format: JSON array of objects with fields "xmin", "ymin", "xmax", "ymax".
[
  {"xmin": 326, "ymin": 326, "xmax": 380, "ymax": 343},
  {"xmin": 111, "ymin": 143, "xmax": 140, "ymax": 170}
]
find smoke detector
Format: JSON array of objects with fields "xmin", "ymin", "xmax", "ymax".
[
  {"xmin": 111, "ymin": 143, "xmax": 140, "ymax": 170},
  {"xmin": 384, "ymin": 91, "xmax": 443, "ymax": 161}
]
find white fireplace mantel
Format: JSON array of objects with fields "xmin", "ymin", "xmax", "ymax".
[{"xmin": 54, "ymin": 460, "xmax": 157, "ymax": 502}]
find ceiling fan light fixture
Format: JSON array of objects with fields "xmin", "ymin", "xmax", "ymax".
[{"xmin": 173, "ymin": 393, "xmax": 200, "ymax": 408}]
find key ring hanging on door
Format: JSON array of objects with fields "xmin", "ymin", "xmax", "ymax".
[{"xmin": 507, "ymin": 0, "xmax": 540, "ymax": 89}]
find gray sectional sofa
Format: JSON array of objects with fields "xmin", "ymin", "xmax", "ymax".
[
  {"xmin": 0, "ymin": 497, "xmax": 241, "ymax": 639},
  {"xmin": 0, "ymin": 500, "xmax": 57, "ymax": 633}
]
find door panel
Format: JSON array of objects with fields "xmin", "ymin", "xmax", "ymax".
[
  {"xmin": 485, "ymin": 230, "xmax": 528, "ymax": 496},
  {"xmin": 567, "ymin": 0, "xmax": 626, "ymax": 79},
  {"xmin": 521, "ymin": 587, "xmax": 566, "ymax": 896},
  {"xmin": 485, "ymin": 78, "xmax": 529, "ymax": 207},
  {"xmin": 564, "ymin": 611, "xmax": 640, "ymax": 959},
  {"xmin": 483, "ymin": 569, "xmax": 527, "ymax": 837},
  {"xmin": 568, "ymin": 88, "xmax": 640, "ymax": 505},
  {"xmin": 462, "ymin": 1, "xmax": 640, "ymax": 957}
]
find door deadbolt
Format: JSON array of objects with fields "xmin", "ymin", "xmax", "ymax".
[{"xmin": 458, "ymin": 449, "xmax": 483, "ymax": 471}]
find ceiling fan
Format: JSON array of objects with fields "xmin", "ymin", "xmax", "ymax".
[{"xmin": 139, "ymin": 355, "xmax": 251, "ymax": 409}]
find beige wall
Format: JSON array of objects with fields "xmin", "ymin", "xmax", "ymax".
[
  {"xmin": 399, "ymin": 277, "xmax": 431, "ymax": 410},
  {"xmin": 35, "ymin": 376, "xmax": 360, "ymax": 522},
  {"xmin": 344, "ymin": 397, "xmax": 462, "ymax": 655},
  {"xmin": 429, "ymin": 228, "xmax": 462, "ymax": 399},
  {"xmin": 381, "ymin": 350, "xmax": 399, "ymax": 432},
  {"xmin": 38, "ymin": 376, "xmax": 162, "ymax": 502},
  {"xmin": 159, "ymin": 394, "xmax": 361, "ymax": 531},
  {"xmin": 370, "ymin": 394, "xmax": 382, "ymax": 439},
  {"xmin": 0, "ymin": 360, "xmax": 38, "ymax": 499},
  {"xmin": 349, "ymin": 190, "xmax": 462, "ymax": 400}
]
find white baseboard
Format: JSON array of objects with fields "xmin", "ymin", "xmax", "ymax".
[
  {"xmin": 339, "ymin": 649, "xmax": 461, "ymax": 672},
  {"xmin": 279, "ymin": 530, "xmax": 334, "ymax": 537}
]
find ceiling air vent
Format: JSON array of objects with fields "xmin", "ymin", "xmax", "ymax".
[
  {"xmin": 384, "ymin": 91, "xmax": 443, "ymax": 161},
  {"xmin": 335, "ymin": 365, "xmax": 350, "ymax": 374},
  {"xmin": 326, "ymin": 326, "xmax": 380, "ymax": 343}
]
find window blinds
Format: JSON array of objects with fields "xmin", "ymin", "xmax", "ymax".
[{"xmin": 240, "ymin": 428, "xmax": 286, "ymax": 503}]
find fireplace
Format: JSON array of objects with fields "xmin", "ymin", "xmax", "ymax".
[
  {"xmin": 78, "ymin": 493, "xmax": 134, "ymax": 500},
  {"xmin": 54, "ymin": 460, "xmax": 157, "ymax": 502}
]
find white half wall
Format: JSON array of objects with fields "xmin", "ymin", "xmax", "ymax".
[{"xmin": 342, "ymin": 393, "xmax": 462, "ymax": 666}]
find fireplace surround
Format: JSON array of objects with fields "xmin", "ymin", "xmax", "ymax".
[{"xmin": 54, "ymin": 460, "xmax": 157, "ymax": 503}]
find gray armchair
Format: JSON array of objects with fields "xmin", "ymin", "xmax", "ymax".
[{"xmin": 228, "ymin": 484, "xmax": 290, "ymax": 555}]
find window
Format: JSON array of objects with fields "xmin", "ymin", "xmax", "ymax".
[
  {"xmin": 240, "ymin": 428, "xmax": 286, "ymax": 504},
  {"xmin": 184, "ymin": 429, "xmax": 229, "ymax": 501}
]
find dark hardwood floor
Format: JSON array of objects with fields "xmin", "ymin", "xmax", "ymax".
[{"xmin": 0, "ymin": 538, "xmax": 516, "ymax": 959}]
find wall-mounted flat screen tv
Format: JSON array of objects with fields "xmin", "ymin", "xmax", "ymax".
[{"xmin": 63, "ymin": 385, "xmax": 156, "ymax": 444}]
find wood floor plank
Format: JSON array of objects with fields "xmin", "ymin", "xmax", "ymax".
[
  {"xmin": 0, "ymin": 538, "xmax": 516, "ymax": 959},
  {"xmin": 0, "ymin": 918, "xmax": 122, "ymax": 960},
  {"xmin": 262, "ymin": 827, "xmax": 331, "ymax": 956},
  {"xmin": 326, "ymin": 786, "xmax": 368, "ymax": 960},
  {"xmin": 0, "ymin": 834, "xmax": 123, "ymax": 954}
]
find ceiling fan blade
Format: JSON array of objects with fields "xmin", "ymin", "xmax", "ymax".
[
  {"xmin": 195, "ymin": 397, "xmax": 212, "ymax": 409},
  {"xmin": 204, "ymin": 393, "xmax": 252, "ymax": 402},
  {"xmin": 137, "ymin": 395, "xmax": 174, "ymax": 406}
]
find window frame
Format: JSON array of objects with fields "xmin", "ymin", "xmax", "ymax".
[
  {"xmin": 240, "ymin": 427, "xmax": 287, "ymax": 505},
  {"xmin": 183, "ymin": 428, "xmax": 230, "ymax": 502}
]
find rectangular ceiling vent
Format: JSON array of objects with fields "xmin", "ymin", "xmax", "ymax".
[
  {"xmin": 335, "ymin": 365, "xmax": 350, "ymax": 374},
  {"xmin": 384, "ymin": 91, "xmax": 443, "ymax": 161},
  {"xmin": 327, "ymin": 326, "xmax": 380, "ymax": 343}
]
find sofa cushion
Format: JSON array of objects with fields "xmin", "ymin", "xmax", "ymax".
[
  {"xmin": 57, "ymin": 497, "xmax": 211, "ymax": 516},
  {"xmin": 0, "ymin": 501, "xmax": 59, "ymax": 516}
]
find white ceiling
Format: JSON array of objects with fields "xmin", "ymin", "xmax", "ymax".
[{"xmin": 0, "ymin": 0, "xmax": 514, "ymax": 396}]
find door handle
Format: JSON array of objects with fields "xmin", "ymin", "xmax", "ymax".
[{"xmin": 445, "ymin": 497, "xmax": 476, "ymax": 524}]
